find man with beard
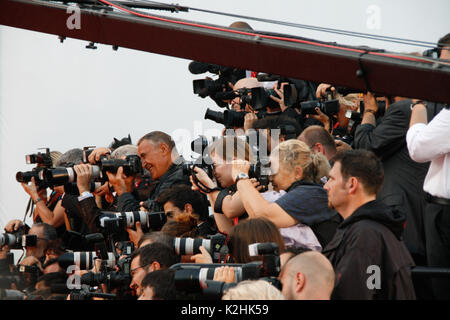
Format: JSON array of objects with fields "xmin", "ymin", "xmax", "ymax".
[{"xmin": 322, "ymin": 149, "xmax": 416, "ymax": 300}]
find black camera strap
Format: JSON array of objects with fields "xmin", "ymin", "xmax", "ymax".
[{"xmin": 213, "ymin": 188, "xmax": 231, "ymax": 214}]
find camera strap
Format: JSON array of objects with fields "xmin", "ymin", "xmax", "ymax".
[
  {"xmin": 213, "ymin": 188, "xmax": 231, "ymax": 214},
  {"xmin": 357, "ymin": 51, "xmax": 373, "ymax": 93}
]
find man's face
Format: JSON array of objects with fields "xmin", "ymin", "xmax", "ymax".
[
  {"xmin": 163, "ymin": 201, "xmax": 185, "ymax": 222},
  {"xmin": 323, "ymin": 162, "xmax": 349, "ymax": 211},
  {"xmin": 440, "ymin": 46, "xmax": 450, "ymax": 62},
  {"xmin": 138, "ymin": 140, "xmax": 169, "ymax": 180},
  {"xmin": 26, "ymin": 225, "xmax": 47, "ymax": 259},
  {"xmin": 138, "ymin": 286, "xmax": 155, "ymax": 300},
  {"xmin": 211, "ymin": 153, "xmax": 234, "ymax": 188},
  {"xmin": 130, "ymin": 256, "xmax": 150, "ymax": 296}
]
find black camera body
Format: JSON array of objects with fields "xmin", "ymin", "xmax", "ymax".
[
  {"xmin": 16, "ymin": 148, "xmax": 54, "ymax": 189},
  {"xmin": 0, "ymin": 228, "xmax": 37, "ymax": 250}
]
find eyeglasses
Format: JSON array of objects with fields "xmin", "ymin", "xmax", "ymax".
[{"xmin": 130, "ymin": 264, "xmax": 149, "ymax": 277}]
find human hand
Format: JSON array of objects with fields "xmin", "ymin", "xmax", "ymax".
[
  {"xmin": 363, "ymin": 91, "xmax": 378, "ymax": 113},
  {"xmin": 19, "ymin": 256, "xmax": 43, "ymax": 272},
  {"xmin": 0, "ymin": 245, "xmax": 10, "ymax": 260},
  {"xmin": 213, "ymin": 266, "xmax": 235, "ymax": 283},
  {"xmin": 190, "ymin": 166, "xmax": 217, "ymax": 193},
  {"xmin": 88, "ymin": 147, "xmax": 111, "ymax": 164},
  {"xmin": 106, "ymin": 167, "xmax": 129, "ymax": 196},
  {"xmin": 244, "ymin": 112, "xmax": 258, "ymax": 132},
  {"xmin": 4, "ymin": 219, "xmax": 24, "ymax": 233},
  {"xmin": 316, "ymin": 83, "xmax": 335, "ymax": 99},
  {"xmin": 190, "ymin": 246, "xmax": 213, "ymax": 264},
  {"xmin": 308, "ymin": 107, "xmax": 330, "ymax": 132},
  {"xmin": 127, "ymin": 221, "xmax": 144, "ymax": 248},
  {"xmin": 335, "ymin": 139, "xmax": 352, "ymax": 152},
  {"xmin": 270, "ymin": 82, "xmax": 288, "ymax": 111},
  {"xmin": 21, "ymin": 177, "xmax": 39, "ymax": 200},
  {"xmin": 73, "ymin": 164, "xmax": 93, "ymax": 194}
]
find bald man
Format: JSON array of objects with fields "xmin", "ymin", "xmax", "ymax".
[{"xmin": 279, "ymin": 251, "xmax": 335, "ymax": 300}]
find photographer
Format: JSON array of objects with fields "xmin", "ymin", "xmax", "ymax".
[
  {"xmin": 298, "ymin": 125, "xmax": 338, "ymax": 161},
  {"xmin": 157, "ymin": 184, "xmax": 217, "ymax": 238},
  {"xmin": 230, "ymin": 139, "xmax": 341, "ymax": 248},
  {"xmin": 90, "ymin": 131, "xmax": 190, "ymax": 212},
  {"xmin": 190, "ymin": 136, "xmax": 258, "ymax": 235}
]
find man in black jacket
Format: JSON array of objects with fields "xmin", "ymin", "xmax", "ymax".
[
  {"xmin": 354, "ymin": 94, "xmax": 444, "ymax": 298},
  {"xmin": 322, "ymin": 149, "xmax": 416, "ymax": 300}
]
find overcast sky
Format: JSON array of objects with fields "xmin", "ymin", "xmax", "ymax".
[{"xmin": 1, "ymin": 0, "xmax": 449, "ymax": 229}]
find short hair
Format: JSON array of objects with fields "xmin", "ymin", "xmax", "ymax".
[
  {"xmin": 228, "ymin": 218, "xmax": 285, "ymax": 263},
  {"xmin": 138, "ymin": 231, "xmax": 174, "ymax": 248},
  {"xmin": 141, "ymin": 269, "xmax": 176, "ymax": 300},
  {"xmin": 272, "ymin": 139, "xmax": 330, "ymax": 184},
  {"xmin": 161, "ymin": 215, "xmax": 199, "ymax": 238},
  {"xmin": 110, "ymin": 144, "xmax": 138, "ymax": 159},
  {"xmin": 222, "ymin": 280, "xmax": 285, "ymax": 300},
  {"xmin": 33, "ymin": 222, "xmax": 57, "ymax": 241},
  {"xmin": 208, "ymin": 136, "xmax": 255, "ymax": 163},
  {"xmin": 438, "ymin": 33, "xmax": 450, "ymax": 50},
  {"xmin": 332, "ymin": 149, "xmax": 384, "ymax": 195},
  {"xmin": 300, "ymin": 125, "xmax": 337, "ymax": 156},
  {"xmin": 229, "ymin": 21, "xmax": 253, "ymax": 31},
  {"xmin": 138, "ymin": 131, "xmax": 176, "ymax": 151},
  {"xmin": 130, "ymin": 242, "xmax": 179, "ymax": 269},
  {"xmin": 252, "ymin": 115, "xmax": 302, "ymax": 138},
  {"xmin": 55, "ymin": 148, "xmax": 84, "ymax": 167},
  {"xmin": 158, "ymin": 185, "xmax": 209, "ymax": 221}
]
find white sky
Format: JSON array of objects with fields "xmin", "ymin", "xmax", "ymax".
[{"xmin": 1, "ymin": 0, "xmax": 449, "ymax": 229}]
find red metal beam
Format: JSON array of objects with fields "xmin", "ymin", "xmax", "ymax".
[{"xmin": 1, "ymin": 0, "xmax": 450, "ymax": 103}]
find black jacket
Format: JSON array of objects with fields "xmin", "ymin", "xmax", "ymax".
[
  {"xmin": 354, "ymin": 100, "xmax": 444, "ymax": 257},
  {"xmin": 323, "ymin": 200, "xmax": 416, "ymax": 300},
  {"xmin": 117, "ymin": 158, "xmax": 191, "ymax": 211}
]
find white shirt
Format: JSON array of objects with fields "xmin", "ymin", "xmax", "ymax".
[{"xmin": 406, "ymin": 108, "xmax": 450, "ymax": 199}]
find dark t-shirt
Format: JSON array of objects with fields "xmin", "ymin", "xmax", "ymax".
[{"xmin": 275, "ymin": 182, "xmax": 337, "ymax": 226}]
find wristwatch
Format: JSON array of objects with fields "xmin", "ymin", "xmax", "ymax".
[
  {"xmin": 235, "ymin": 172, "xmax": 250, "ymax": 183},
  {"xmin": 33, "ymin": 197, "xmax": 43, "ymax": 205}
]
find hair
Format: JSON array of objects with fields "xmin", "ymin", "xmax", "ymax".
[
  {"xmin": 33, "ymin": 222, "xmax": 57, "ymax": 241},
  {"xmin": 273, "ymin": 139, "xmax": 330, "ymax": 184},
  {"xmin": 438, "ymin": 33, "xmax": 450, "ymax": 50},
  {"xmin": 157, "ymin": 185, "xmax": 209, "ymax": 221},
  {"xmin": 252, "ymin": 115, "xmax": 302, "ymax": 138},
  {"xmin": 140, "ymin": 269, "xmax": 177, "ymax": 300},
  {"xmin": 161, "ymin": 215, "xmax": 199, "ymax": 238},
  {"xmin": 55, "ymin": 148, "xmax": 84, "ymax": 167},
  {"xmin": 110, "ymin": 144, "xmax": 138, "ymax": 159},
  {"xmin": 281, "ymin": 251, "xmax": 335, "ymax": 299},
  {"xmin": 138, "ymin": 231, "xmax": 174, "ymax": 249},
  {"xmin": 332, "ymin": 149, "xmax": 384, "ymax": 195},
  {"xmin": 36, "ymin": 271, "xmax": 68, "ymax": 288},
  {"xmin": 228, "ymin": 218, "xmax": 285, "ymax": 263},
  {"xmin": 130, "ymin": 242, "xmax": 180, "ymax": 269},
  {"xmin": 109, "ymin": 134, "xmax": 132, "ymax": 151},
  {"xmin": 208, "ymin": 136, "xmax": 255, "ymax": 163},
  {"xmin": 222, "ymin": 280, "xmax": 285, "ymax": 300},
  {"xmin": 228, "ymin": 21, "xmax": 253, "ymax": 31},
  {"xmin": 300, "ymin": 125, "xmax": 337, "ymax": 157},
  {"xmin": 49, "ymin": 151, "xmax": 63, "ymax": 167},
  {"xmin": 138, "ymin": 131, "xmax": 176, "ymax": 152}
]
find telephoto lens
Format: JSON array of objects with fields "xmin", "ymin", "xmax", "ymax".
[
  {"xmin": 57, "ymin": 251, "xmax": 116, "ymax": 270},
  {"xmin": 43, "ymin": 165, "xmax": 101, "ymax": 186},
  {"xmin": 98, "ymin": 211, "xmax": 167, "ymax": 232}
]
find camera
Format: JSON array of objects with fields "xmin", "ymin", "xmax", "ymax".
[
  {"xmin": 69, "ymin": 286, "xmax": 116, "ymax": 300},
  {"xmin": 171, "ymin": 242, "xmax": 281, "ymax": 297},
  {"xmin": 80, "ymin": 270, "xmax": 131, "ymax": 289},
  {"xmin": 16, "ymin": 148, "xmax": 54, "ymax": 189},
  {"xmin": 173, "ymin": 233, "xmax": 228, "ymax": 263},
  {"xmin": 57, "ymin": 251, "xmax": 116, "ymax": 270},
  {"xmin": 64, "ymin": 181, "xmax": 102, "ymax": 196},
  {"xmin": 41, "ymin": 165, "xmax": 103, "ymax": 187},
  {"xmin": 189, "ymin": 61, "xmax": 246, "ymax": 109},
  {"xmin": 249, "ymin": 158, "xmax": 271, "ymax": 192},
  {"xmin": 204, "ymin": 108, "xmax": 265, "ymax": 128},
  {"xmin": 100, "ymin": 154, "xmax": 143, "ymax": 177},
  {"xmin": 0, "ymin": 228, "xmax": 37, "ymax": 250},
  {"xmin": 97, "ymin": 211, "xmax": 167, "ymax": 234}
]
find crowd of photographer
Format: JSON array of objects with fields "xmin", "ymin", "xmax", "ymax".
[{"xmin": 1, "ymin": 30, "xmax": 449, "ymax": 301}]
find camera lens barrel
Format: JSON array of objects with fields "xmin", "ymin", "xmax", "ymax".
[
  {"xmin": 58, "ymin": 251, "xmax": 116, "ymax": 270},
  {"xmin": 174, "ymin": 237, "xmax": 212, "ymax": 255}
]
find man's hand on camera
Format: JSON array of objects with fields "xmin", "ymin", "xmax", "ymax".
[
  {"xmin": 316, "ymin": 83, "xmax": 335, "ymax": 99},
  {"xmin": 87, "ymin": 147, "xmax": 111, "ymax": 164},
  {"xmin": 126, "ymin": 221, "xmax": 144, "ymax": 248},
  {"xmin": 21, "ymin": 177, "xmax": 40, "ymax": 201},
  {"xmin": 271, "ymin": 82, "xmax": 288, "ymax": 111},
  {"xmin": 308, "ymin": 107, "xmax": 330, "ymax": 132},
  {"xmin": 363, "ymin": 91, "xmax": 378, "ymax": 113},
  {"xmin": 20, "ymin": 256, "xmax": 43, "ymax": 272},
  {"xmin": 74, "ymin": 164, "xmax": 93, "ymax": 194},
  {"xmin": 190, "ymin": 166, "xmax": 217, "ymax": 193},
  {"xmin": 190, "ymin": 246, "xmax": 213, "ymax": 264},
  {"xmin": 106, "ymin": 166, "xmax": 132, "ymax": 196},
  {"xmin": 5, "ymin": 219, "xmax": 24, "ymax": 233},
  {"xmin": 213, "ymin": 266, "xmax": 235, "ymax": 283}
]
